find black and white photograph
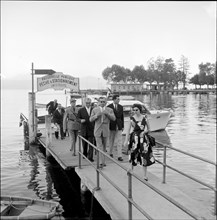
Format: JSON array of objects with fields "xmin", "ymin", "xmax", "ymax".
[{"xmin": 1, "ymin": 1, "xmax": 216, "ymax": 220}]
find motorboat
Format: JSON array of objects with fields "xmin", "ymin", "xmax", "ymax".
[
  {"xmin": 106, "ymin": 99, "xmax": 172, "ymax": 133},
  {"xmin": 0, "ymin": 195, "xmax": 60, "ymax": 219}
]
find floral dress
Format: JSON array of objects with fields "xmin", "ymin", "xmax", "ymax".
[{"xmin": 128, "ymin": 116, "xmax": 155, "ymax": 167}]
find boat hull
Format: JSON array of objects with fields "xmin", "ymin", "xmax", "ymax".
[
  {"xmin": 146, "ymin": 110, "xmax": 171, "ymax": 132},
  {"xmin": 123, "ymin": 110, "xmax": 171, "ymax": 134},
  {"xmin": 0, "ymin": 195, "xmax": 59, "ymax": 220}
]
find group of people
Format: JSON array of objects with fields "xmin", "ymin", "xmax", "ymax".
[{"xmin": 46, "ymin": 94, "xmax": 155, "ymax": 181}]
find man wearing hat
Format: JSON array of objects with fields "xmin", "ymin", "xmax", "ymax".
[{"xmin": 63, "ymin": 98, "xmax": 81, "ymax": 156}]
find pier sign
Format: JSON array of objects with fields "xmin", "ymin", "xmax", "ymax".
[{"xmin": 37, "ymin": 72, "xmax": 79, "ymax": 92}]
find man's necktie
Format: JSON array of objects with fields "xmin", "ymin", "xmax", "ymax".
[{"xmin": 101, "ymin": 107, "xmax": 104, "ymax": 122}]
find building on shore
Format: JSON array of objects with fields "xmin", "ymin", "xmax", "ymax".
[
  {"xmin": 110, "ymin": 82, "xmax": 165, "ymax": 93},
  {"xmin": 111, "ymin": 83, "xmax": 143, "ymax": 93}
]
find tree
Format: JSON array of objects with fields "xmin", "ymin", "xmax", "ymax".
[
  {"xmin": 189, "ymin": 74, "xmax": 200, "ymax": 89},
  {"xmin": 213, "ymin": 62, "xmax": 217, "ymax": 86},
  {"xmin": 102, "ymin": 66, "xmax": 112, "ymax": 82},
  {"xmin": 173, "ymin": 70, "xmax": 183, "ymax": 89},
  {"xmin": 198, "ymin": 62, "xmax": 214, "ymax": 88},
  {"xmin": 178, "ymin": 55, "xmax": 190, "ymax": 89},
  {"xmin": 131, "ymin": 65, "xmax": 147, "ymax": 83},
  {"xmin": 147, "ymin": 57, "xmax": 164, "ymax": 90},
  {"xmin": 154, "ymin": 56, "xmax": 165, "ymax": 85},
  {"xmin": 102, "ymin": 64, "xmax": 128, "ymax": 83},
  {"xmin": 146, "ymin": 57, "xmax": 158, "ymax": 88},
  {"xmin": 162, "ymin": 58, "xmax": 176, "ymax": 89}
]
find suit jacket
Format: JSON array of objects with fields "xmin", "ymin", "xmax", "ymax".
[
  {"xmin": 77, "ymin": 107, "xmax": 94, "ymax": 137},
  {"xmin": 90, "ymin": 106, "xmax": 116, "ymax": 137},
  {"xmin": 107, "ymin": 103, "xmax": 124, "ymax": 130},
  {"xmin": 53, "ymin": 108, "xmax": 65, "ymax": 125},
  {"xmin": 46, "ymin": 101, "xmax": 58, "ymax": 114}
]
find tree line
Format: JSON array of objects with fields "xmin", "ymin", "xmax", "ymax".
[{"xmin": 102, "ymin": 55, "xmax": 216, "ymax": 90}]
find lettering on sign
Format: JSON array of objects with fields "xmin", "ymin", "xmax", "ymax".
[{"xmin": 37, "ymin": 72, "xmax": 79, "ymax": 92}]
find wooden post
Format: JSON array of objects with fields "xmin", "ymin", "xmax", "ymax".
[
  {"xmin": 28, "ymin": 92, "xmax": 37, "ymax": 144},
  {"xmin": 23, "ymin": 121, "xmax": 29, "ymax": 150},
  {"xmin": 45, "ymin": 115, "xmax": 52, "ymax": 150}
]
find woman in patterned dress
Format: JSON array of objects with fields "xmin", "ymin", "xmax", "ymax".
[{"xmin": 124, "ymin": 103, "xmax": 155, "ymax": 181}]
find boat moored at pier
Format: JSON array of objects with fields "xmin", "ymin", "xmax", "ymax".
[{"xmin": 0, "ymin": 195, "xmax": 60, "ymax": 220}]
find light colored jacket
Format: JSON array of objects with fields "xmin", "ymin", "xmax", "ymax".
[
  {"xmin": 90, "ymin": 106, "xmax": 116, "ymax": 137},
  {"xmin": 63, "ymin": 106, "xmax": 81, "ymax": 131}
]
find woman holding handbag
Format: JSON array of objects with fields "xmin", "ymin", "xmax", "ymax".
[{"xmin": 124, "ymin": 103, "xmax": 155, "ymax": 181}]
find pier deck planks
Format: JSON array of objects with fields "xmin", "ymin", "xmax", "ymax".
[
  {"xmin": 76, "ymin": 164, "xmax": 214, "ymax": 220},
  {"xmin": 38, "ymin": 130, "xmax": 215, "ymax": 220}
]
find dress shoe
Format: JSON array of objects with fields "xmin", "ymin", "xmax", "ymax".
[
  {"xmin": 89, "ymin": 159, "xmax": 94, "ymax": 162},
  {"xmin": 118, "ymin": 157, "xmax": 123, "ymax": 161},
  {"xmin": 100, "ymin": 163, "xmax": 106, "ymax": 167},
  {"xmin": 110, "ymin": 154, "xmax": 113, "ymax": 158},
  {"xmin": 55, "ymin": 131, "xmax": 59, "ymax": 139}
]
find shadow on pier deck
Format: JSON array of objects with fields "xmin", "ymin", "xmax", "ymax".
[{"xmin": 37, "ymin": 126, "xmax": 215, "ymax": 220}]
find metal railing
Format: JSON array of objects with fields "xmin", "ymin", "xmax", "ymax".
[
  {"xmin": 77, "ymin": 135, "xmax": 213, "ymax": 220},
  {"xmin": 155, "ymin": 140, "xmax": 216, "ymax": 216}
]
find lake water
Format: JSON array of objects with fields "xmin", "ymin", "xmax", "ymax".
[{"xmin": 1, "ymin": 89, "xmax": 216, "ymax": 218}]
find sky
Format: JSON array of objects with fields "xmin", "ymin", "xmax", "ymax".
[{"xmin": 1, "ymin": 1, "xmax": 216, "ymax": 89}]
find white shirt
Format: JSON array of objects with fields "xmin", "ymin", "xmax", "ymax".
[
  {"xmin": 86, "ymin": 107, "xmax": 90, "ymax": 116},
  {"xmin": 113, "ymin": 103, "xmax": 117, "ymax": 110}
]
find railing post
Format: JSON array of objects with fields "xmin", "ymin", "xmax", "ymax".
[
  {"xmin": 78, "ymin": 136, "xmax": 81, "ymax": 169},
  {"xmin": 215, "ymin": 163, "xmax": 217, "ymax": 215},
  {"xmin": 162, "ymin": 145, "xmax": 167, "ymax": 184},
  {"xmin": 96, "ymin": 149, "xmax": 100, "ymax": 190},
  {"xmin": 127, "ymin": 170, "xmax": 132, "ymax": 220}
]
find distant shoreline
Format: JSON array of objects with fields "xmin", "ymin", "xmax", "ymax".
[{"xmin": 2, "ymin": 87, "xmax": 216, "ymax": 95}]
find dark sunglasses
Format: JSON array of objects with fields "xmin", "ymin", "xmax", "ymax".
[
  {"xmin": 100, "ymin": 101, "xmax": 106, "ymax": 103},
  {"xmin": 133, "ymin": 108, "xmax": 139, "ymax": 111}
]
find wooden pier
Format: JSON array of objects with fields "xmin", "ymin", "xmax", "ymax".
[{"xmin": 37, "ymin": 125, "xmax": 215, "ymax": 220}]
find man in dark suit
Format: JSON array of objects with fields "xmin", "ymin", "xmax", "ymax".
[
  {"xmin": 53, "ymin": 103, "xmax": 65, "ymax": 140},
  {"xmin": 46, "ymin": 99, "xmax": 58, "ymax": 115},
  {"xmin": 77, "ymin": 97, "xmax": 95, "ymax": 162},
  {"xmin": 107, "ymin": 94, "xmax": 124, "ymax": 161}
]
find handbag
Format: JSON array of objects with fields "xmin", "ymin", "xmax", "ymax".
[{"xmin": 146, "ymin": 152, "xmax": 155, "ymax": 166}]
